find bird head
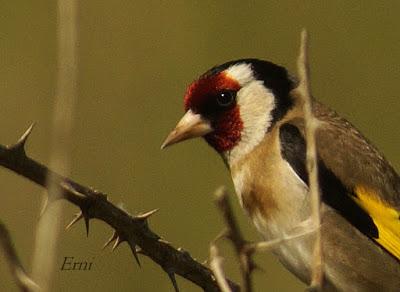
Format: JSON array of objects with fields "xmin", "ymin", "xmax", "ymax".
[{"xmin": 162, "ymin": 59, "xmax": 295, "ymax": 163}]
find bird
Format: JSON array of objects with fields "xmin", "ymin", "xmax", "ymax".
[{"xmin": 161, "ymin": 58, "xmax": 400, "ymax": 291}]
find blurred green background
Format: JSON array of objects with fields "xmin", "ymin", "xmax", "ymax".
[{"xmin": 1, "ymin": 1, "xmax": 399, "ymax": 291}]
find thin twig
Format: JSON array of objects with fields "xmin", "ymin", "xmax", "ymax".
[
  {"xmin": 214, "ymin": 187, "xmax": 256, "ymax": 292},
  {"xmin": 209, "ymin": 244, "xmax": 233, "ymax": 292},
  {"xmin": 0, "ymin": 127, "xmax": 240, "ymax": 292},
  {"xmin": 296, "ymin": 29, "xmax": 324, "ymax": 290},
  {"xmin": 251, "ymin": 225, "xmax": 317, "ymax": 252},
  {"xmin": 0, "ymin": 221, "xmax": 40, "ymax": 292}
]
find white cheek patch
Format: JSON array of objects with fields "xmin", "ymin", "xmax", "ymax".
[
  {"xmin": 227, "ymin": 80, "xmax": 276, "ymax": 164},
  {"xmin": 225, "ymin": 63, "xmax": 254, "ymax": 86}
]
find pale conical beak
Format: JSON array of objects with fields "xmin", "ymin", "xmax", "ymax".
[{"xmin": 161, "ymin": 109, "xmax": 213, "ymax": 149}]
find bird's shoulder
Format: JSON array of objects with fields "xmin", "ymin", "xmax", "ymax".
[
  {"xmin": 283, "ymin": 101, "xmax": 400, "ymax": 209},
  {"xmin": 279, "ymin": 101, "xmax": 400, "ymax": 260}
]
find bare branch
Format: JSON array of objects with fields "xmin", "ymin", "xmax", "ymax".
[
  {"xmin": 295, "ymin": 29, "xmax": 324, "ymax": 290},
  {"xmin": 0, "ymin": 126, "xmax": 240, "ymax": 292},
  {"xmin": 214, "ymin": 187, "xmax": 257, "ymax": 292},
  {"xmin": 0, "ymin": 221, "xmax": 40, "ymax": 292},
  {"xmin": 31, "ymin": 1, "xmax": 78, "ymax": 290},
  {"xmin": 209, "ymin": 244, "xmax": 233, "ymax": 292}
]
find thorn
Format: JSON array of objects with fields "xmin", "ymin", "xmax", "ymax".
[
  {"xmin": 166, "ymin": 271, "xmax": 179, "ymax": 292},
  {"xmin": 11, "ymin": 123, "xmax": 35, "ymax": 152},
  {"xmin": 134, "ymin": 246, "xmax": 146, "ymax": 256},
  {"xmin": 102, "ymin": 231, "xmax": 118, "ymax": 250},
  {"xmin": 65, "ymin": 211, "xmax": 83, "ymax": 230},
  {"xmin": 107, "ymin": 235, "xmax": 142, "ymax": 267},
  {"xmin": 83, "ymin": 212, "xmax": 90, "ymax": 237},
  {"xmin": 112, "ymin": 236, "xmax": 123, "ymax": 251},
  {"xmin": 135, "ymin": 208, "xmax": 159, "ymax": 220},
  {"xmin": 128, "ymin": 241, "xmax": 141, "ymax": 267},
  {"xmin": 65, "ymin": 209, "xmax": 90, "ymax": 236},
  {"xmin": 158, "ymin": 238, "xmax": 170, "ymax": 245},
  {"xmin": 103, "ymin": 231, "xmax": 142, "ymax": 267}
]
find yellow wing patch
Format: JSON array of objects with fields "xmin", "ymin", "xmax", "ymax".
[{"xmin": 354, "ymin": 185, "xmax": 400, "ymax": 260}]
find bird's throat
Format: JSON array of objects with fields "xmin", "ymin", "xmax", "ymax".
[{"xmin": 204, "ymin": 106, "xmax": 243, "ymax": 153}]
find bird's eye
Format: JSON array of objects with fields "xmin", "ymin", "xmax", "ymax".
[{"xmin": 216, "ymin": 91, "xmax": 236, "ymax": 107}]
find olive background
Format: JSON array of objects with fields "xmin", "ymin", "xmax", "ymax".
[{"xmin": 1, "ymin": 1, "xmax": 399, "ymax": 291}]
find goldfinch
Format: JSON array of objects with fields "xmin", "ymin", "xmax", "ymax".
[{"xmin": 162, "ymin": 59, "xmax": 400, "ymax": 291}]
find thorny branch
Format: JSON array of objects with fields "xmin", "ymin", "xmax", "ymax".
[
  {"xmin": 0, "ymin": 125, "xmax": 239, "ymax": 292},
  {"xmin": 0, "ymin": 29, "xmax": 321, "ymax": 292}
]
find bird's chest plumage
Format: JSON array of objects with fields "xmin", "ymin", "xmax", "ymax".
[
  {"xmin": 230, "ymin": 129, "xmax": 314, "ymax": 280},
  {"xmin": 229, "ymin": 123, "xmax": 400, "ymax": 291},
  {"xmin": 231, "ymin": 129, "xmax": 309, "ymax": 234}
]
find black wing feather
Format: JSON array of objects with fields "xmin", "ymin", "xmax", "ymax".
[{"xmin": 279, "ymin": 123, "xmax": 378, "ymax": 238}]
